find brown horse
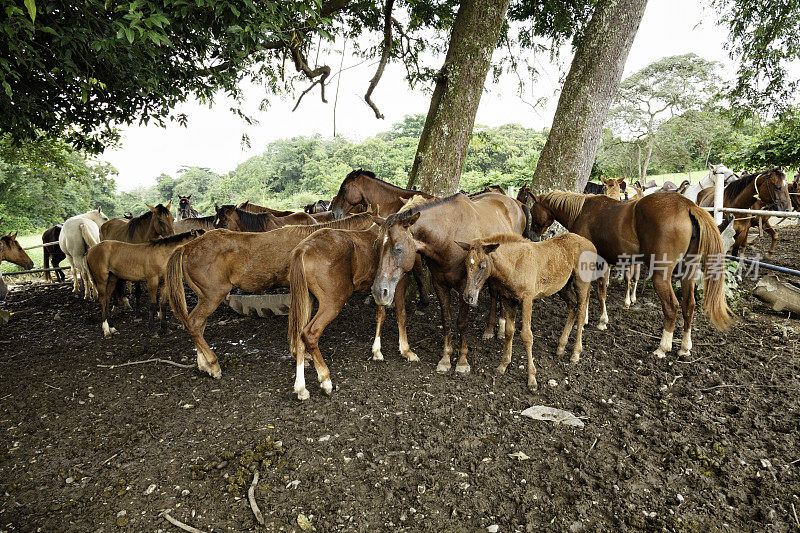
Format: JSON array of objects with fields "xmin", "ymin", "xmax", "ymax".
[
  {"xmin": 330, "ymin": 169, "xmax": 436, "ymax": 219},
  {"xmin": 100, "ymin": 203, "xmax": 175, "ymax": 243},
  {"xmin": 290, "ymin": 223, "xmax": 408, "ymax": 400},
  {"xmin": 310, "ymin": 211, "xmax": 336, "ymax": 223},
  {"xmin": 522, "ymin": 190, "xmax": 733, "ymax": 358},
  {"xmin": 237, "ymin": 200, "xmax": 295, "ymax": 217},
  {"xmin": 330, "ymin": 169, "xmax": 440, "ymax": 308},
  {"xmin": 174, "ymin": 215, "xmax": 217, "ymax": 234},
  {"xmin": 467, "ymin": 185, "xmax": 507, "ymax": 197},
  {"xmin": 372, "ymin": 192, "xmax": 530, "ymax": 374},
  {"xmin": 1, "ymin": 232, "xmax": 34, "ymax": 300},
  {"xmin": 304, "ymin": 199, "xmax": 331, "ymax": 214},
  {"xmin": 788, "ymin": 173, "xmax": 800, "ymax": 211},
  {"xmin": 697, "ymin": 167, "xmax": 792, "ymax": 256},
  {"xmin": 177, "ymin": 195, "xmax": 199, "ymax": 220},
  {"xmin": 457, "ymin": 233, "xmax": 597, "ymax": 389},
  {"xmin": 600, "ymin": 182, "xmax": 640, "ymax": 308},
  {"xmin": 165, "ymin": 212, "xmax": 385, "ymax": 378},
  {"xmin": 42, "ymin": 224, "xmax": 66, "ymax": 282},
  {"xmin": 213, "ymin": 205, "xmax": 315, "ymax": 232},
  {"xmin": 87, "ymin": 230, "xmax": 204, "ymax": 338}
]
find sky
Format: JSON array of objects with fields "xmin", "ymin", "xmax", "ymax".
[{"xmin": 100, "ymin": 0, "xmax": 735, "ymax": 191}]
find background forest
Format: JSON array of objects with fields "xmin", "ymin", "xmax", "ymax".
[{"xmin": 4, "ymin": 54, "xmax": 800, "ymax": 232}]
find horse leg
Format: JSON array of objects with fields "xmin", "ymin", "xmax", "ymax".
[
  {"xmin": 96, "ymin": 270, "xmax": 112, "ymax": 338},
  {"xmin": 146, "ymin": 278, "xmax": 159, "ymax": 336},
  {"xmin": 372, "ymin": 304, "xmax": 386, "ymax": 361},
  {"xmin": 556, "ymin": 284, "xmax": 578, "ymax": 358},
  {"xmin": 482, "ymin": 283, "xmax": 498, "ymax": 340},
  {"xmin": 43, "ymin": 249, "xmax": 52, "ymax": 283},
  {"xmin": 187, "ymin": 293, "xmax": 227, "ymax": 379},
  {"xmin": 497, "ymin": 299, "xmax": 517, "ymax": 375},
  {"xmin": 652, "ymin": 268, "xmax": 679, "ymax": 358},
  {"xmin": 631, "ymin": 264, "xmax": 641, "ymax": 304},
  {"xmin": 66, "ymin": 254, "xmax": 80, "ymax": 293},
  {"xmin": 571, "ymin": 277, "xmax": 591, "ymax": 363},
  {"xmin": 678, "ymin": 265, "xmax": 697, "ymax": 357},
  {"xmin": 595, "ymin": 268, "xmax": 610, "ymax": 330},
  {"xmin": 412, "ymin": 255, "xmax": 430, "ymax": 308},
  {"xmin": 394, "ymin": 275, "xmax": 418, "ymax": 362},
  {"xmin": 520, "ymin": 297, "xmax": 537, "ymax": 390},
  {"xmin": 497, "ymin": 298, "xmax": 506, "ymax": 340},
  {"xmin": 624, "ymin": 266, "xmax": 633, "ymax": 308},
  {"xmin": 454, "ymin": 298, "xmax": 471, "ymax": 374},
  {"xmin": 300, "ymin": 295, "xmax": 348, "ymax": 396},
  {"xmin": 763, "ymin": 218, "xmax": 778, "ymax": 257},
  {"xmin": 431, "ymin": 279, "xmax": 454, "ymax": 373}
]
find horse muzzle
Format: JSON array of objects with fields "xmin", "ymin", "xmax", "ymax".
[
  {"xmin": 371, "ymin": 279, "xmax": 397, "ymax": 306},
  {"xmin": 464, "ymin": 289, "xmax": 480, "ymax": 307}
]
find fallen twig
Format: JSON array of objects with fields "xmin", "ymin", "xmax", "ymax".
[
  {"xmin": 248, "ymin": 470, "xmax": 265, "ymax": 525},
  {"xmin": 98, "ymin": 359, "xmax": 194, "ymax": 370},
  {"xmin": 160, "ymin": 510, "xmax": 205, "ymax": 533},
  {"xmin": 43, "ymin": 383, "xmax": 62, "ymax": 390},
  {"xmin": 101, "ymin": 453, "xmax": 118, "ymax": 466},
  {"xmin": 700, "ymin": 384, "xmax": 743, "ymax": 392},
  {"xmin": 792, "ymin": 502, "xmax": 800, "ymax": 529},
  {"xmin": 668, "ymin": 374, "xmax": 683, "ymax": 387}
]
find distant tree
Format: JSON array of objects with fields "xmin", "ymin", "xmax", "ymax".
[
  {"xmin": 607, "ymin": 54, "xmax": 719, "ymax": 181},
  {"xmin": 727, "ymin": 107, "xmax": 800, "ymax": 170}
]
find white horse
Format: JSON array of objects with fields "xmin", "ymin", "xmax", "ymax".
[
  {"xmin": 59, "ymin": 208, "xmax": 109, "ymax": 299},
  {"xmin": 682, "ymin": 163, "xmax": 737, "ymax": 204}
]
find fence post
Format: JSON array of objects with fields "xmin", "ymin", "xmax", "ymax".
[{"xmin": 713, "ymin": 171, "xmax": 725, "ymax": 225}]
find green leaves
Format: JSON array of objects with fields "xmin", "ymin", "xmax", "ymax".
[{"xmin": 23, "ymin": 0, "xmax": 35, "ymax": 23}]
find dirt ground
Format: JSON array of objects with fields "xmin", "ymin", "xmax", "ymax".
[{"xmin": 1, "ymin": 225, "xmax": 799, "ymax": 532}]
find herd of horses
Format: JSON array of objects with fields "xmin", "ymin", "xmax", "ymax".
[{"xmin": 0, "ymin": 164, "xmax": 796, "ymax": 400}]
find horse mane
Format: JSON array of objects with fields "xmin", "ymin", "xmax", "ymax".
[
  {"xmin": 540, "ymin": 191, "xmax": 587, "ymax": 227},
  {"xmin": 233, "ymin": 208, "xmax": 272, "ymax": 231},
  {"xmin": 723, "ymin": 172, "xmax": 763, "ymax": 203},
  {"xmin": 149, "ymin": 231, "xmax": 201, "ymax": 246},
  {"xmin": 386, "ymin": 193, "xmax": 463, "ymax": 225},
  {"xmin": 127, "ymin": 204, "xmax": 171, "ymax": 238},
  {"xmin": 474, "ymin": 233, "xmax": 527, "ymax": 246},
  {"xmin": 398, "ymin": 194, "xmax": 434, "ymax": 213},
  {"xmin": 280, "ymin": 212, "xmax": 376, "ymax": 238},
  {"xmin": 339, "ymin": 168, "xmax": 418, "ymax": 195}
]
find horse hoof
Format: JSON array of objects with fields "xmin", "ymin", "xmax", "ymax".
[
  {"xmin": 482, "ymin": 330, "xmax": 494, "ymax": 340},
  {"xmin": 556, "ymin": 347, "xmax": 566, "ymax": 356},
  {"xmin": 296, "ymin": 388, "xmax": 310, "ymax": 401},
  {"xmin": 371, "ymin": 351, "xmax": 384, "ymax": 361},
  {"xmin": 653, "ymin": 348, "xmax": 667, "ymax": 359},
  {"xmin": 436, "ymin": 363, "xmax": 451, "ymax": 374},
  {"xmin": 320, "ymin": 380, "xmax": 333, "ymax": 395},
  {"xmin": 455, "ymin": 364, "xmax": 471, "ymax": 375},
  {"xmin": 495, "ymin": 365, "xmax": 507, "ymax": 375},
  {"xmin": 103, "ymin": 333, "xmax": 112, "ymax": 339},
  {"xmin": 405, "ymin": 352, "xmax": 420, "ymax": 362},
  {"xmin": 497, "ymin": 331, "xmax": 505, "ymax": 340},
  {"xmin": 596, "ymin": 323, "xmax": 608, "ymax": 331},
  {"xmin": 208, "ymin": 367, "xmax": 222, "ymax": 379},
  {"xmin": 570, "ymin": 353, "xmax": 581, "ymax": 363},
  {"xmin": 527, "ymin": 378, "xmax": 539, "ymax": 391},
  {"xmin": 678, "ymin": 349, "xmax": 691, "ymax": 357}
]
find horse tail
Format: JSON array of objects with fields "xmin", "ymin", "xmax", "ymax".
[
  {"xmin": 688, "ymin": 204, "xmax": 734, "ymax": 330},
  {"xmin": 521, "ymin": 202, "xmax": 533, "ymax": 240},
  {"xmin": 165, "ymin": 247, "xmax": 190, "ymax": 328},
  {"xmin": 80, "ymin": 221, "xmax": 100, "ymax": 252},
  {"xmin": 288, "ymin": 246, "xmax": 313, "ymax": 357}
]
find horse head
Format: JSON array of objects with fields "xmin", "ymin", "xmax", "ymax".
[
  {"xmin": 455, "ymin": 239, "xmax": 500, "ymax": 306},
  {"xmin": 1, "ymin": 231, "xmax": 34, "ymax": 270},
  {"xmin": 145, "ymin": 202, "xmax": 175, "ymax": 237},
  {"xmin": 518, "ymin": 189, "xmax": 554, "ymax": 240},
  {"xmin": 331, "ymin": 169, "xmax": 376, "ymax": 219},
  {"xmin": 372, "ymin": 211, "xmax": 422, "ymax": 306},
  {"xmin": 178, "ymin": 195, "xmax": 194, "ymax": 217},
  {"xmin": 756, "ymin": 167, "xmax": 792, "ymax": 212},
  {"xmin": 213, "ymin": 204, "xmax": 238, "ymax": 229}
]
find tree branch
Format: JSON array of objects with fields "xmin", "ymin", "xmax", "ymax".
[
  {"xmin": 290, "ymin": 45, "xmax": 330, "ymax": 111},
  {"xmin": 364, "ymin": 0, "xmax": 394, "ymax": 119}
]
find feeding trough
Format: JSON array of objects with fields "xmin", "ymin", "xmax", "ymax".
[
  {"xmin": 226, "ymin": 293, "xmax": 291, "ymax": 317},
  {"xmin": 753, "ymin": 274, "xmax": 800, "ymax": 315}
]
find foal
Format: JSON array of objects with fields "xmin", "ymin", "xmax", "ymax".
[
  {"xmin": 87, "ymin": 230, "xmax": 204, "ymax": 338},
  {"xmin": 458, "ymin": 233, "xmax": 597, "ymax": 390}
]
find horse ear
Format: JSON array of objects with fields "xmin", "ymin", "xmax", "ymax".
[
  {"xmin": 187, "ymin": 195, "xmax": 191, "ymax": 199},
  {"xmin": 483, "ymin": 243, "xmax": 500, "ymax": 254},
  {"xmin": 398, "ymin": 197, "xmax": 409, "ymax": 205},
  {"xmin": 146, "ymin": 203, "xmax": 155, "ymax": 211},
  {"xmin": 454, "ymin": 241, "xmax": 471, "ymax": 252},
  {"xmin": 166, "ymin": 200, "xmax": 172, "ymax": 210},
  {"xmin": 215, "ymin": 204, "xmax": 220, "ymax": 211},
  {"xmin": 402, "ymin": 212, "xmax": 421, "ymax": 228}
]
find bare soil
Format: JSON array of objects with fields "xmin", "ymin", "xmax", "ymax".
[{"xmin": 1, "ymin": 226, "xmax": 799, "ymax": 532}]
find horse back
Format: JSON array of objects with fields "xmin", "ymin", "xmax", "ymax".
[
  {"xmin": 468, "ymin": 193, "xmax": 527, "ymax": 236},
  {"xmin": 100, "ymin": 218, "xmax": 129, "ymax": 241}
]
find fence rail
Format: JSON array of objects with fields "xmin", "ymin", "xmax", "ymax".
[
  {"xmin": 2, "ymin": 266, "xmax": 70, "ymax": 277},
  {"xmin": 22, "ymin": 240, "xmax": 59, "ymax": 251}
]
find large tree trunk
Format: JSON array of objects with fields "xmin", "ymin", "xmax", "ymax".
[
  {"xmin": 531, "ymin": 0, "xmax": 648, "ymax": 192},
  {"xmin": 406, "ymin": 0, "xmax": 511, "ymax": 196}
]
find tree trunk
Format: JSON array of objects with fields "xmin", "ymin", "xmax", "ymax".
[
  {"xmin": 642, "ymin": 134, "xmax": 654, "ymax": 179},
  {"xmin": 406, "ymin": 0, "xmax": 511, "ymax": 196},
  {"xmin": 530, "ymin": 0, "xmax": 648, "ymax": 193}
]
